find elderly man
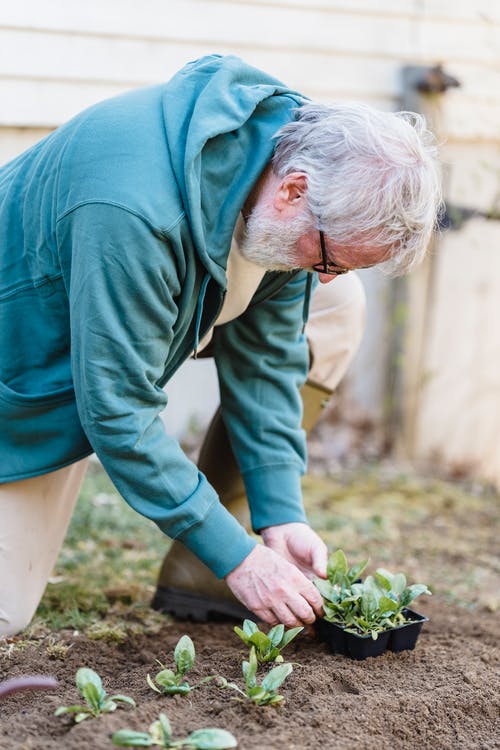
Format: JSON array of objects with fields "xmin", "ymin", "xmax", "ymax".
[{"xmin": 0, "ymin": 55, "xmax": 441, "ymax": 637}]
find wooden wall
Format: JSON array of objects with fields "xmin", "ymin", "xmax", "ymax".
[{"xmin": 1, "ymin": 1, "xmax": 499, "ymax": 483}]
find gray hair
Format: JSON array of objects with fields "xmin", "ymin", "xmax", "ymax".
[{"xmin": 272, "ymin": 102, "xmax": 442, "ymax": 275}]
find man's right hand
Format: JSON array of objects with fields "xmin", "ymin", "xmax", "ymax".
[{"xmin": 224, "ymin": 544, "xmax": 324, "ymax": 627}]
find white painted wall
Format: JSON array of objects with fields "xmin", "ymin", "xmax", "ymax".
[{"xmin": 1, "ymin": 1, "xmax": 499, "ymax": 481}]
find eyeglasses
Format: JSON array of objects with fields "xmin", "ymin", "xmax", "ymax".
[{"xmin": 311, "ymin": 230, "xmax": 350, "ymax": 276}]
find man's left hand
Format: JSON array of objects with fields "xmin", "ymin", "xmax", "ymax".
[{"xmin": 260, "ymin": 522, "xmax": 328, "ymax": 580}]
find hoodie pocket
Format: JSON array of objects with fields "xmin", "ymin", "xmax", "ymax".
[
  {"xmin": 0, "ymin": 378, "xmax": 75, "ymax": 407},
  {"xmin": 0, "ymin": 379, "xmax": 90, "ymax": 482}
]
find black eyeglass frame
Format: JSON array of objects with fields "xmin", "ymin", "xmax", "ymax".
[{"xmin": 312, "ymin": 230, "xmax": 350, "ymax": 276}]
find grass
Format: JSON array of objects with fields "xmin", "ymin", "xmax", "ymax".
[{"xmin": 21, "ymin": 458, "xmax": 500, "ymax": 643}]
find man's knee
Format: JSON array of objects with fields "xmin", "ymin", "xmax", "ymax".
[
  {"xmin": 0, "ymin": 602, "xmax": 36, "ymax": 638},
  {"xmin": 310, "ymin": 271, "xmax": 366, "ymax": 340}
]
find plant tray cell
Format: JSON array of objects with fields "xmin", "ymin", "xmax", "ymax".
[
  {"xmin": 388, "ymin": 609, "xmax": 429, "ymax": 652},
  {"xmin": 315, "ymin": 608, "xmax": 428, "ymax": 660}
]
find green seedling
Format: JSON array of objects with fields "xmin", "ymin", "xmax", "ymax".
[
  {"xmin": 233, "ymin": 619, "xmax": 303, "ymax": 664},
  {"xmin": 222, "ymin": 646, "xmax": 293, "ymax": 706},
  {"xmin": 147, "ymin": 635, "xmax": 206, "ymax": 696},
  {"xmin": 315, "ymin": 548, "xmax": 369, "ymax": 598},
  {"xmin": 314, "ymin": 549, "xmax": 431, "ymax": 640},
  {"xmin": 112, "ymin": 712, "xmax": 237, "ymax": 748},
  {"xmin": 54, "ymin": 667, "xmax": 135, "ymax": 723}
]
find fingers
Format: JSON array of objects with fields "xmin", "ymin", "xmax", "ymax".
[
  {"xmin": 253, "ymin": 608, "xmax": 278, "ymax": 626},
  {"xmin": 255, "ymin": 586, "xmax": 322, "ymax": 628},
  {"xmin": 301, "ymin": 579, "xmax": 325, "ymax": 619},
  {"xmin": 254, "ymin": 602, "xmax": 312, "ymax": 629},
  {"xmin": 225, "ymin": 544, "xmax": 324, "ymax": 627},
  {"xmin": 310, "ymin": 540, "xmax": 328, "ymax": 579},
  {"xmin": 261, "ymin": 522, "xmax": 328, "ymax": 580}
]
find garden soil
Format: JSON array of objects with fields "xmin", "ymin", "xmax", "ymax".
[{"xmin": 1, "ymin": 596, "xmax": 498, "ymax": 750}]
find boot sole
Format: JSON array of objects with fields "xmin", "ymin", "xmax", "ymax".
[{"xmin": 151, "ymin": 586, "xmax": 254, "ymax": 623}]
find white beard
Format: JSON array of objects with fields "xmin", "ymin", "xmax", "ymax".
[{"xmin": 239, "ymin": 205, "xmax": 312, "ymax": 272}]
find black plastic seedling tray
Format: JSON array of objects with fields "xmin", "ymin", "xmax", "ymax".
[{"xmin": 315, "ymin": 608, "xmax": 428, "ymax": 660}]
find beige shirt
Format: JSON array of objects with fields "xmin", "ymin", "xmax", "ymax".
[{"xmin": 197, "ymin": 215, "xmax": 266, "ymax": 353}]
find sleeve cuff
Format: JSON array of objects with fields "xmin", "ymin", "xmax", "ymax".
[
  {"xmin": 242, "ymin": 464, "xmax": 308, "ymax": 532},
  {"xmin": 169, "ymin": 500, "xmax": 257, "ymax": 579}
]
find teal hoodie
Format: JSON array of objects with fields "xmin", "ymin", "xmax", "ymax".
[{"xmin": 0, "ymin": 55, "xmax": 313, "ymax": 577}]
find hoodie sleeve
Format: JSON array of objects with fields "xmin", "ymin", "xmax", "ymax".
[
  {"xmin": 56, "ymin": 203, "xmax": 256, "ymax": 577},
  {"xmin": 213, "ymin": 271, "xmax": 311, "ymax": 532}
]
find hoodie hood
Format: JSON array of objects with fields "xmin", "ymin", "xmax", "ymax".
[{"xmin": 161, "ymin": 55, "xmax": 307, "ymax": 287}]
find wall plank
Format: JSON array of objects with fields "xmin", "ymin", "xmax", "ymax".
[
  {"xmin": 0, "ymin": 79, "xmax": 126, "ymax": 127},
  {"xmin": 0, "ymin": 1, "xmax": 498, "ymax": 63},
  {"xmin": 3, "ymin": 28, "xmax": 498, "ymax": 99},
  {"xmin": 209, "ymin": 0, "xmax": 500, "ymax": 24},
  {"xmin": 2, "ymin": 0, "xmax": 499, "ymax": 28}
]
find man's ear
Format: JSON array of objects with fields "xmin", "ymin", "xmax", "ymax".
[{"xmin": 274, "ymin": 172, "xmax": 308, "ymax": 216}]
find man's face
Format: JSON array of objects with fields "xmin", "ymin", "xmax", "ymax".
[{"xmin": 240, "ymin": 201, "xmax": 388, "ymax": 283}]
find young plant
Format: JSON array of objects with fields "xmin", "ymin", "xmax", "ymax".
[
  {"xmin": 315, "ymin": 549, "xmax": 431, "ymax": 640},
  {"xmin": 223, "ymin": 646, "xmax": 293, "ymax": 706},
  {"xmin": 112, "ymin": 712, "xmax": 237, "ymax": 749},
  {"xmin": 147, "ymin": 635, "xmax": 201, "ymax": 696},
  {"xmin": 233, "ymin": 619, "xmax": 303, "ymax": 664},
  {"xmin": 313, "ymin": 548, "xmax": 369, "ymax": 603},
  {"xmin": 54, "ymin": 667, "xmax": 135, "ymax": 723}
]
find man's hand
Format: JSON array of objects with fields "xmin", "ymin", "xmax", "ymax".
[
  {"xmin": 260, "ymin": 522, "xmax": 328, "ymax": 580},
  {"xmin": 225, "ymin": 544, "xmax": 324, "ymax": 627}
]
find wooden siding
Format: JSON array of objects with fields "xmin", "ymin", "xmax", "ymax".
[
  {"xmin": 0, "ymin": 1, "xmax": 499, "ymax": 134},
  {"xmin": 1, "ymin": 1, "xmax": 500, "ymax": 484}
]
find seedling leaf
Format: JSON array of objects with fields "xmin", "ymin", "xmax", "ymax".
[
  {"xmin": 185, "ymin": 728, "xmax": 238, "ymax": 749},
  {"xmin": 248, "ymin": 631, "xmax": 270, "ymax": 653},
  {"xmin": 54, "ymin": 705, "xmax": 87, "ymax": 716},
  {"xmin": 379, "ymin": 596, "xmax": 399, "ymax": 614},
  {"xmin": 400, "ymin": 584, "xmax": 430, "ymax": 607},
  {"xmin": 146, "ymin": 673, "xmax": 162, "ymax": 693},
  {"xmin": 174, "ymin": 635, "xmax": 195, "ymax": 676},
  {"xmin": 261, "ymin": 663, "xmax": 293, "ymax": 692},
  {"xmin": 327, "ymin": 549, "xmax": 348, "ymax": 583},
  {"xmin": 233, "ymin": 626, "xmax": 248, "ymax": 644},
  {"xmin": 348, "ymin": 559, "xmax": 369, "ymax": 582},
  {"xmin": 109, "ymin": 694, "xmax": 137, "ymax": 707},
  {"xmin": 158, "ymin": 713, "xmax": 172, "ymax": 742},
  {"xmin": 112, "ymin": 730, "xmax": 154, "ymax": 747},
  {"xmin": 279, "ymin": 626, "xmax": 303, "ymax": 649},
  {"xmin": 76, "ymin": 668, "xmax": 103, "ymax": 696},
  {"xmin": 243, "ymin": 647, "xmax": 258, "ymax": 688},
  {"xmin": 242, "ymin": 619, "xmax": 258, "ymax": 637},
  {"xmin": 391, "ymin": 573, "xmax": 407, "ymax": 596},
  {"xmin": 268, "ymin": 624, "xmax": 284, "ymax": 647},
  {"xmin": 155, "ymin": 669, "xmax": 177, "ymax": 687},
  {"xmin": 75, "ymin": 712, "xmax": 90, "ymax": 723},
  {"xmin": 81, "ymin": 682, "xmax": 102, "ymax": 712},
  {"xmin": 374, "ymin": 571, "xmax": 392, "ymax": 591}
]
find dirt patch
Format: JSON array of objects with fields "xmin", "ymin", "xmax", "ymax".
[{"xmin": 1, "ymin": 597, "xmax": 498, "ymax": 750}]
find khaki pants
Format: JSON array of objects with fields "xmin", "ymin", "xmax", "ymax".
[
  {"xmin": 0, "ymin": 458, "xmax": 89, "ymax": 637},
  {"xmin": 0, "ymin": 273, "xmax": 365, "ymax": 637}
]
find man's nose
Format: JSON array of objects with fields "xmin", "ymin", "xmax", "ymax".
[{"xmin": 318, "ymin": 273, "xmax": 338, "ymax": 284}]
